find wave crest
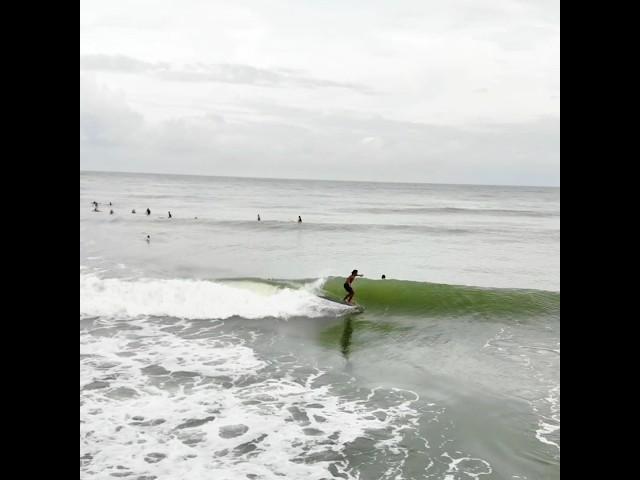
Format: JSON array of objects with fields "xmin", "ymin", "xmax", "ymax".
[{"xmin": 80, "ymin": 275, "xmax": 348, "ymax": 320}]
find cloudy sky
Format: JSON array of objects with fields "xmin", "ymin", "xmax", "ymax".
[{"xmin": 80, "ymin": 0, "xmax": 559, "ymax": 186}]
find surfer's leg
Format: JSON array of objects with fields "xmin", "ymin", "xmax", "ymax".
[
  {"xmin": 344, "ymin": 283, "xmax": 354, "ymax": 303},
  {"xmin": 347, "ymin": 291, "xmax": 355, "ymax": 304}
]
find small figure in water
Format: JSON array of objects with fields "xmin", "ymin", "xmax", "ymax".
[
  {"xmin": 109, "ymin": 202, "xmax": 112, "ymax": 206},
  {"xmin": 146, "ymin": 208, "xmax": 151, "ymax": 216},
  {"xmin": 381, "ymin": 274, "xmax": 386, "ymax": 279},
  {"xmin": 257, "ymin": 214, "xmax": 261, "ymax": 221},
  {"xmin": 343, "ymin": 269, "xmax": 363, "ymax": 305},
  {"xmin": 168, "ymin": 211, "xmax": 172, "ymax": 218},
  {"xmin": 146, "ymin": 235, "xmax": 150, "ymax": 243},
  {"xmin": 110, "ymin": 209, "xmax": 114, "ymax": 215},
  {"xmin": 298, "ymin": 216, "xmax": 302, "ymax": 223},
  {"xmin": 131, "ymin": 209, "xmax": 136, "ymax": 214}
]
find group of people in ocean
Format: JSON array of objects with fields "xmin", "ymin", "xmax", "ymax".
[
  {"xmin": 89, "ymin": 201, "xmax": 305, "ymax": 248},
  {"xmin": 91, "ymin": 202, "xmax": 303, "ymax": 223},
  {"xmin": 92, "ymin": 201, "xmax": 154, "ymax": 217}
]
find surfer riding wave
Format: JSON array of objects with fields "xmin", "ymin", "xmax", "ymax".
[{"xmin": 343, "ymin": 269, "xmax": 363, "ymax": 305}]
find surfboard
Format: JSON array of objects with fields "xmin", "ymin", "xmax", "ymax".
[{"xmin": 318, "ymin": 295, "xmax": 365, "ymax": 312}]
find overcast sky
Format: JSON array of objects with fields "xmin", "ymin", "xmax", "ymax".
[{"xmin": 80, "ymin": 0, "xmax": 559, "ymax": 186}]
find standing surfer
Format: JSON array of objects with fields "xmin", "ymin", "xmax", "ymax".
[{"xmin": 343, "ymin": 269, "xmax": 363, "ymax": 305}]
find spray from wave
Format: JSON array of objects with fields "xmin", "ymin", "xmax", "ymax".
[{"xmin": 80, "ymin": 274, "xmax": 349, "ymax": 320}]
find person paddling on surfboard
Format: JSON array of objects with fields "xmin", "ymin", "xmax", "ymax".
[{"xmin": 343, "ymin": 269, "xmax": 363, "ymax": 305}]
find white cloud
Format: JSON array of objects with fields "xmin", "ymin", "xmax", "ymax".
[
  {"xmin": 80, "ymin": 77, "xmax": 144, "ymax": 146},
  {"xmin": 81, "ymin": 77, "xmax": 558, "ymax": 185},
  {"xmin": 80, "ymin": 0, "xmax": 559, "ymax": 185},
  {"xmin": 80, "ymin": 54, "xmax": 373, "ymax": 93}
]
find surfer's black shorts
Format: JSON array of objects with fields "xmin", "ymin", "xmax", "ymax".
[{"xmin": 344, "ymin": 283, "xmax": 353, "ymax": 294}]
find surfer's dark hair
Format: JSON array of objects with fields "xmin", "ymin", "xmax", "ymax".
[{"xmin": 352, "ymin": 269, "xmax": 358, "ymax": 275}]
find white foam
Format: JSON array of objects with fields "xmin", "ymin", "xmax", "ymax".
[
  {"xmin": 482, "ymin": 326, "xmax": 560, "ymax": 457},
  {"xmin": 80, "ymin": 317, "xmax": 423, "ymax": 480},
  {"xmin": 442, "ymin": 452, "xmax": 492, "ymax": 479},
  {"xmin": 80, "ymin": 274, "xmax": 349, "ymax": 320},
  {"xmin": 534, "ymin": 384, "xmax": 560, "ymax": 451}
]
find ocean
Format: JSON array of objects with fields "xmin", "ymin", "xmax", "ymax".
[{"xmin": 80, "ymin": 171, "xmax": 560, "ymax": 479}]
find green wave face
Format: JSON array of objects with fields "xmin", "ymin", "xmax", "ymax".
[{"xmin": 321, "ymin": 277, "xmax": 560, "ymax": 318}]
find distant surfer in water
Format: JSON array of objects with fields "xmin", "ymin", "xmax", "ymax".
[
  {"xmin": 257, "ymin": 214, "xmax": 261, "ymax": 221},
  {"xmin": 298, "ymin": 216, "xmax": 302, "ymax": 223},
  {"xmin": 168, "ymin": 211, "xmax": 172, "ymax": 218},
  {"xmin": 343, "ymin": 269, "xmax": 363, "ymax": 305},
  {"xmin": 146, "ymin": 208, "xmax": 151, "ymax": 216}
]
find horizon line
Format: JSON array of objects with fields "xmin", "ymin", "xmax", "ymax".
[{"xmin": 79, "ymin": 169, "xmax": 560, "ymax": 189}]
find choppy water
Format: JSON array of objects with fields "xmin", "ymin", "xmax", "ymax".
[{"xmin": 80, "ymin": 171, "xmax": 559, "ymax": 479}]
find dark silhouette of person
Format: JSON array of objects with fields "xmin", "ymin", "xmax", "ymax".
[
  {"xmin": 168, "ymin": 211, "xmax": 172, "ymax": 218},
  {"xmin": 381, "ymin": 274, "xmax": 386, "ymax": 279},
  {"xmin": 132, "ymin": 209, "xmax": 136, "ymax": 214},
  {"xmin": 298, "ymin": 216, "xmax": 302, "ymax": 223},
  {"xmin": 343, "ymin": 269, "xmax": 363, "ymax": 305},
  {"xmin": 257, "ymin": 214, "xmax": 261, "ymax": 221},
  {"xmin": 146, "ymin": 208, "xmax": 151, "ymax": 216}
]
